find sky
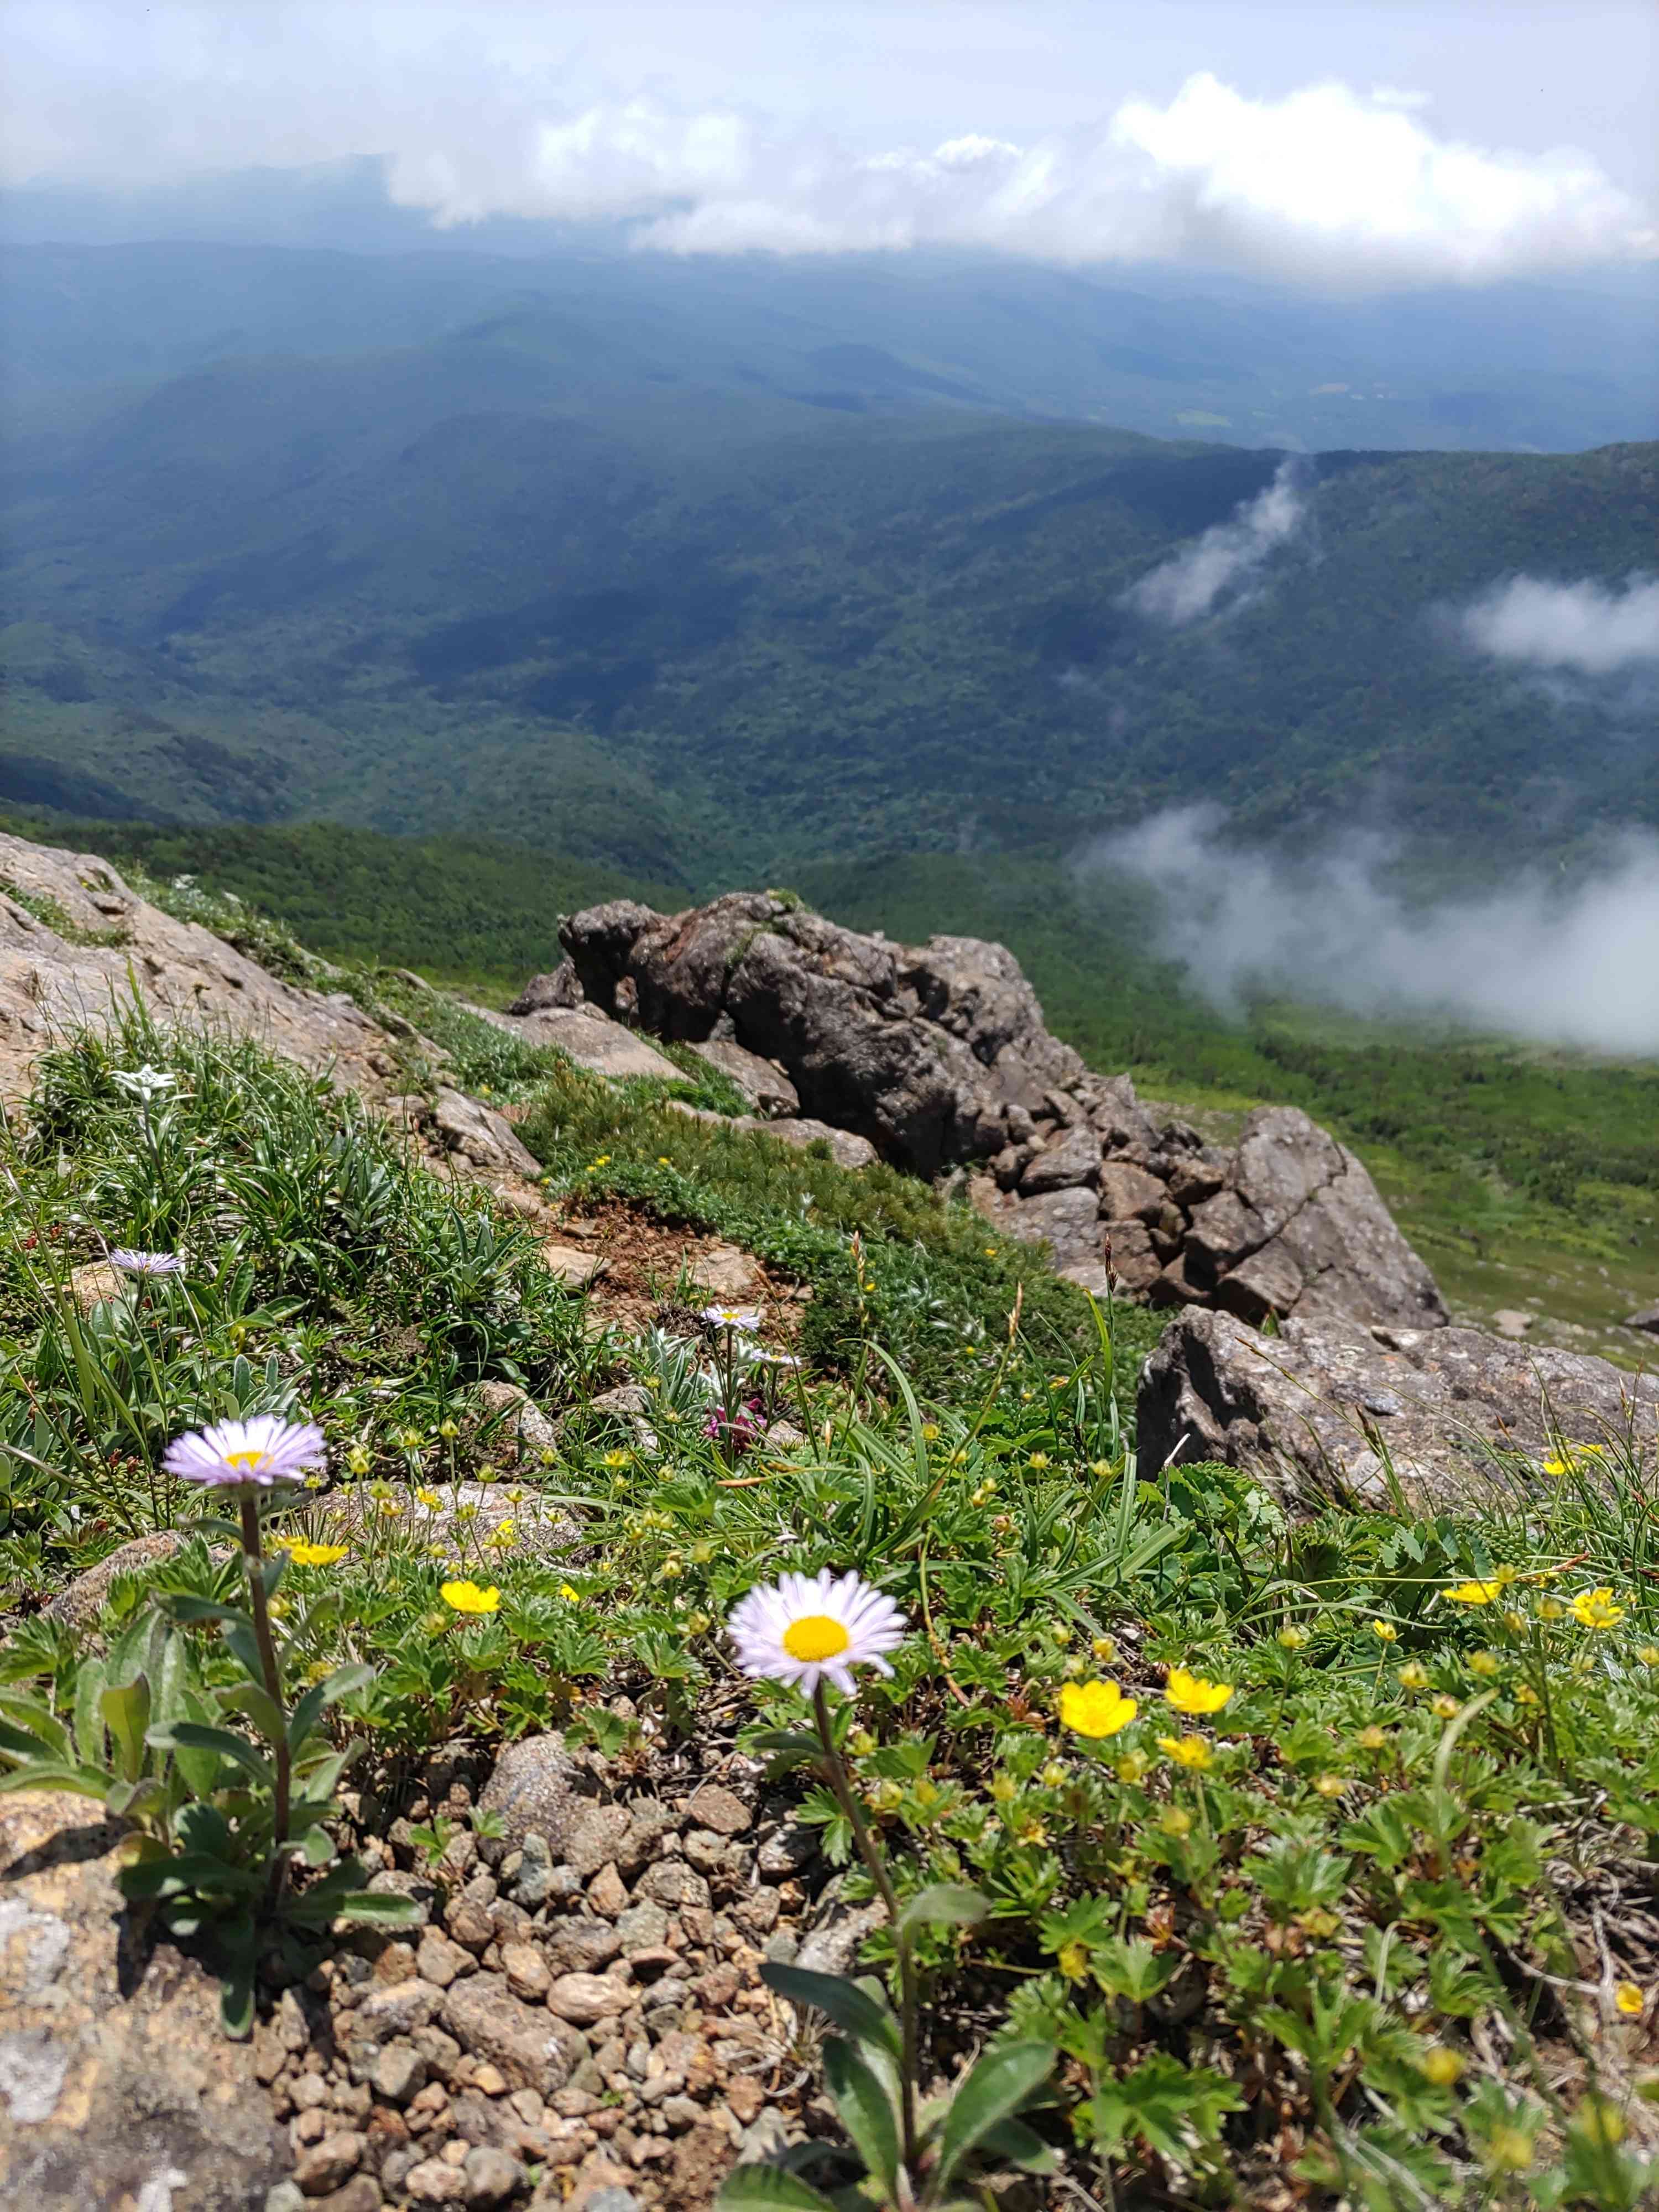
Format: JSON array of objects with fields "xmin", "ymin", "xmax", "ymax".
[{"xmin": 6, "ymin": 1, "xmax": 1658, "ymax": 289}]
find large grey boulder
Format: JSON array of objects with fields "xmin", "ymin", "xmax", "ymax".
[
  {"xmin": 1173, "ymin": 1107, "xmax": 1448, "ymax": 1332},
  {"xmin": 562, "ymin": 894, "xmax": 1076, "ymax": 1178},
  {"xmin": 557, "ymin": 892, "xmax": 1448, "ymax": 1333},
  {"xmin": 0, "ymin": 1791, "xmax": 290, "ymax": 2208},
  {"xmin": 1139, "ymin": 1305, "xmax": 1659, "ymax": 1511},
  {"xmin": 0, "ymin": 833, "xmax": 395, "ymax": 1104}
]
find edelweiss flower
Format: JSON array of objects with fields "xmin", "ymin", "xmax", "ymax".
[
  {"xmin": 163, "ymin": 1415, "xmax": 326, "ymax": 1490},
  {"xmin": 728, "ymin": 1568, "xmax": 906, "ymax": 1697},
  {"xmin": 108, "ymin": 1249, "xmax": 186, "ymax": 1276},
  {"xmin": 112, "ymin": 1065, "xmax": 177, "ymax": 1103}
]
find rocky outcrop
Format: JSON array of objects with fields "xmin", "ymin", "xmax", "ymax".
[
  {"xmin": 0, "ymin": 833, "xmax": 397, "ymax": 1103},
  {"xmin": 554, "ymin": 893, "xmax": 1447, "ymax": 1331},
  {"xmin": 1139, "ymin": 1305, "xmax": 1659, "ymax": 1511},
  {"xmin": 0, "ymin": 1789, "xmax": 291, "ymax": 2208}
]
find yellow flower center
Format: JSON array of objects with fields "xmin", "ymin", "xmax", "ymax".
[
  {"xmin": 224, "ymin": 1448, "xmax": 269, "ymax": 1474},
  {"xmin": 782, "ymin": 1614, "xmax": 852, "ymax": 1663}
]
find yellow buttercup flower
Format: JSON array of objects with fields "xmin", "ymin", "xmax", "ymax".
[
  {"xmin": 1026, "ymin": 1452, "xmax": 1050, "ymax": 1470},
  {"xmin": 1060, "ymin": 1680, "xmax": 1138, "ymax": 1739},
  {"xmin": 281, "ymin": 1540, "xmax": 349, "ymax": 1567},
  {"xmin": 440, "ymin": 1579, "xmax": 501, "ymax": 1615},
  {"xmin": 1442, "ymin": 1579, "xmax": 1502, "ymax": 1607},
  {"xmin": 1418, "ymin": 2047, "xmax": 1465, "ymax": 2087},
  {"xmin": 1277, "ymin": 1624, "xmax": 1310, "ymax": 1650},
  {"xmin": 1313, "ymin": 1772, "xmax": 1347, "ymax": 1798},
  {"xmin": 1397, "ymin": 1661, "xmax": 1430, "ymax": 1691},
  {"xmin": 1115, "ymin": 1748, "xmax": 1150, "ymax": 1783},
  {"xmin": 1159, "ymin": 1734, "xmax": 1214, "ymax": 1771},
  {"xmin": 1370, "ymin": 1619, "xmax": 1399, "ymax": 1643},
  {"xmin": 1056, "ymin": 1940, "xmax": 1089, "ymax": 1983},
  {"xmin": 1635, "ymin": 1645, "xmax": 1659, "ymax": 1666},
  {"xmin": 1571, "ymin": 1587, "xmax": 1625, "ymax": 1630},
  {"xmin": 1614, "ymin": 1982, "xmax": 1646, "ymax": 2017},
  {"xmin": 1357, "ymin": 1725, "xmax": 1389, "ymax": 1751},
  {"xmin": 346, "ymin": 1444, "xmax": 372, "ymax": 1477},
  {"xmin": 559, "ymin": 1583, "xmax": 582, "ymax": 1601},
  {"xmin": 1165, "ymin": 1667, "xmax": 1234, "ymax": 1716},
  {"xmin": 1430, "ymin": 1694, "xmax": 1461, "ymax": 1719},
  {"xmin": 415, "ymin": 1486, "xmax": 441, "ymax": 1509},
  {"xmin": 602, "ymin": 1449, "xmax": 631, "ymax": 1470},
  {"xmin": 1158, "ymin": 1806, "xmax": 1193, "ymax": 1838},
  {"xmin": 1468, "ymin": 1651, "xmax": 1500, "ymax": 1677}
]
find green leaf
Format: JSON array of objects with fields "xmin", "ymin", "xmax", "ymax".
[
  {"xmin": 220, "ymin": 1679, "xmax": 287, "ymax": 1748},
  {"xmin": 761, "ymin": 1963, "xmax": 901, "ymax": 2063},
  {"xmin": 100, "ymin": 1677, "xmax": 151, "ymax": 1783},
  {"xmin": 978, "ymin": 2118, "xmax": 1060, "ymax": 2176},
  {"xmin": 0, "ymin": 1689, "xmax": 70, "ymax": 1762},
  {"xmin": 150, "ymin": 1721, "xmax": 272, "ymax": 1787},
  {"xmin": 748, "ymin": 1728, "xmax": 826, "ymax": 1777},
  {"xmin": 287, "ymin": 1888, "xmax": 420, "ymax": 1929},
  {"xmin": 0, "ymin": 1761, "xmax": 112, "ymax": 1801},
  {"xmin": 290, "ymin": 1824, "xmax": 336, "ymax": 1869},
  {"xmin": 287, "ymin": 1663, "xmax": 375, "ymax": 1754},
  {"xmin": 716, "ymin": 2163, "xmax": 839, "ymax": 2212},
  {"xmin": 935, "ymin": 2043, "xmax": 1055, "ymax": 2189},
  {"xmin": 822, "ymin": 2036, "xmax": 903, "ymax": 2199},
  {"xmin": 71, "ymin": 1655, "xmax": 109, "ymax": 1766},
  {"xmin": 896, "ymin": 1884, "xmax": 988, "ymax": 1940}
]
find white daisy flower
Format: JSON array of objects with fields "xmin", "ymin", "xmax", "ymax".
[
  {"xmin": 163, "ymin": 1415, "xmax": 326, "ymax": 1490},
  {"xmin": 702, "ymin": 1303, "xmax": 761, "ymax": 1333},
  {"xmin": 728, "ymin": 1568, "xmax": 907, "ymax": 1698},
  {"xmin": 108, "ymin": 1248, "xmax": 186, "ymax": 1276}
]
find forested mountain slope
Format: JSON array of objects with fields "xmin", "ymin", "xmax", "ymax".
[{"xmin": 2, "ymin": 314, "xmax": 1653, "ymax": 883}]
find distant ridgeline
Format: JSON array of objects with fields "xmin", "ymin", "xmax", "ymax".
[{"xmin": 1, "ymin": 256, "xmax": 1653, "ymax": 884}]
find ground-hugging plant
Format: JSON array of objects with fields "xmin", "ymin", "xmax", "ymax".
[
  {"xmin": 0, "ymin": 1414, "xmax": 418, "ymax": 2033},
  {"xmin": 719, "ymin": 1567, "xmax": 1058, "ymax": 2211}
]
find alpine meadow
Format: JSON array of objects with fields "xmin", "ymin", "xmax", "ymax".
[{"xmin": 4, "ymin": 11, "xmax": 1659, "ymax": 2212}]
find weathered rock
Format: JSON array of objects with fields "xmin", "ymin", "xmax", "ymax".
[
  {"xmin": 1492, "ymin": 1308, "xmax": 1535, "ymax": 1339},
  {"xmin": 0, "ymin": 1790, "xmax": 290, "ymax": 2208},
  {"xmin": 1139, "ymin": 1306, "xmax": 1659, "ymax": 1512},
  {"xmin": 438, "ymin": 1981, "xmax": 580, "ymax": 2097},
  {"xmin": 540, "ymin": 1244, "xmax": 604, "ymax": 1289},
  {"xmin": 546, "ymin": 1974, "xmax": 630, "ymax": 2027},
  {"xmin": 982, "ymin": 1183, "xmax": 1102, "ymax": 1272},
  {"xmin": 43, "ymin": 1531, "xmax": 189, "ymax": 1631},
  {"xmin": 686, "ymin": 1244, "xmax": 760, "ymax": 1299},
  {"xmin": 483, "ymin": 1004, "xmax": 679, "ymax": 1084},
  {"xmin": 1099, "ymin": 1219, "xmax": 1162, "ymax": 1294},
  {"xmin": 682, "ymin": 1785, "xmax": 751, "ymax": 1837},
  {"xmin": 0, "ymin": 833, "xmax": 397, "ymax": 1104},
  {"xmin": 561, "ymin": 895, "xmax": 1074, "ymax": 1178},
  {"xmin": 687, "ymin": 1039, "xmax": 799, "ymax": 1118},
  {"xmin": 507, "ymin": 965, "xmax": 584, "ymax": 1015},
  {"xmin": 751, "ymin": 1117, "xmax": 878, "ymax": 1171},
  {"xmin": 476, "ymin": 1382, "xmax": 561, "ymax": 1461},
  {"xmin": 1097, "ymin": 1160, "xmax": 1167, "ymax": 1223},
  {"xmin": 1019, "ymin": 1123, "xmax": 1100, "ymax": 1194},
  {"xmin": 1219, "ymin": 1108, "xmax": 1447, "ymax": 1331},
  {"xmin": 430, "ymin": 1091, "xmax": 543, "ymax": 1181},
  {"xmin": 476, "ymin": 1736, "xmax": 582, "ymax": 1858},
  {"xmin": 1624, "ymin": 1304, "xmax": 1659, "ymax": 1335}
]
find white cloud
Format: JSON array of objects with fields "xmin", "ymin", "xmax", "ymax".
[
  {"xmin": 3, "ymin": 3, "xmax": 1653, "ymax": 288},
  {"xmin": 1089, "ymin": 806, "xmax": 1659, "ymax": 1056},
  {"xmin": 1121, "ymin": 462, "xmax": 1305, "ymax": 626},
  {"xmin": 1457, "ymin": 574, "xmax": 1659, "ymax": 675}
]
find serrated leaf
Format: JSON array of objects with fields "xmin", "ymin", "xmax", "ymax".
[{"xmin": 897, "ymin": 1883, "xmax": 989, "ymax": 1940}]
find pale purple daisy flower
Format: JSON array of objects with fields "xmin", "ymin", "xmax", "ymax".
[
  {"xmin": 701, "ymin": 1304, "xmax": 760, "ymax": 1334},
  {"xmin": 163, "ymin": 1415, "xmax": 326, "ymax": 1490},
  {"xmin": 728, "ymin": 1568, "xmax": 907, "ymax": 1698},
  {"xmin": 109, "ymin": 1249, "xmax": 186, "ymax": 1277}
]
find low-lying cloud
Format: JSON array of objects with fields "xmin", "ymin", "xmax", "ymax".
[
  {"xmin": 1456, "ymin": 573, "xmax": 1659, "ymax": 675},
  {"xmin": 1121, "ymin": 462, "xmax": 1303, "ymax": 625},
  {"xmin": 6, "ymin": 6, "xmax": 1655, "ymax": 288},
  {"xmin": 1089, "ymin": 807, "xmax": 1659, "ymax": 1056}
]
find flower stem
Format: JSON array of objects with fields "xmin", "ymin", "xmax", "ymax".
[
  {"xmin": 811, "ymin": 1681, "xmax": 920, "ymax": 2176},
  {"xmin": 239, "ymin": 1494, "xmax": 292, "ymax": 1898}
]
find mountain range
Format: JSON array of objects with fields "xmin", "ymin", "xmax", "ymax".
[{"xmin": 1, "ymin": 236, "xmax": 1656, "ymax": 885}]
